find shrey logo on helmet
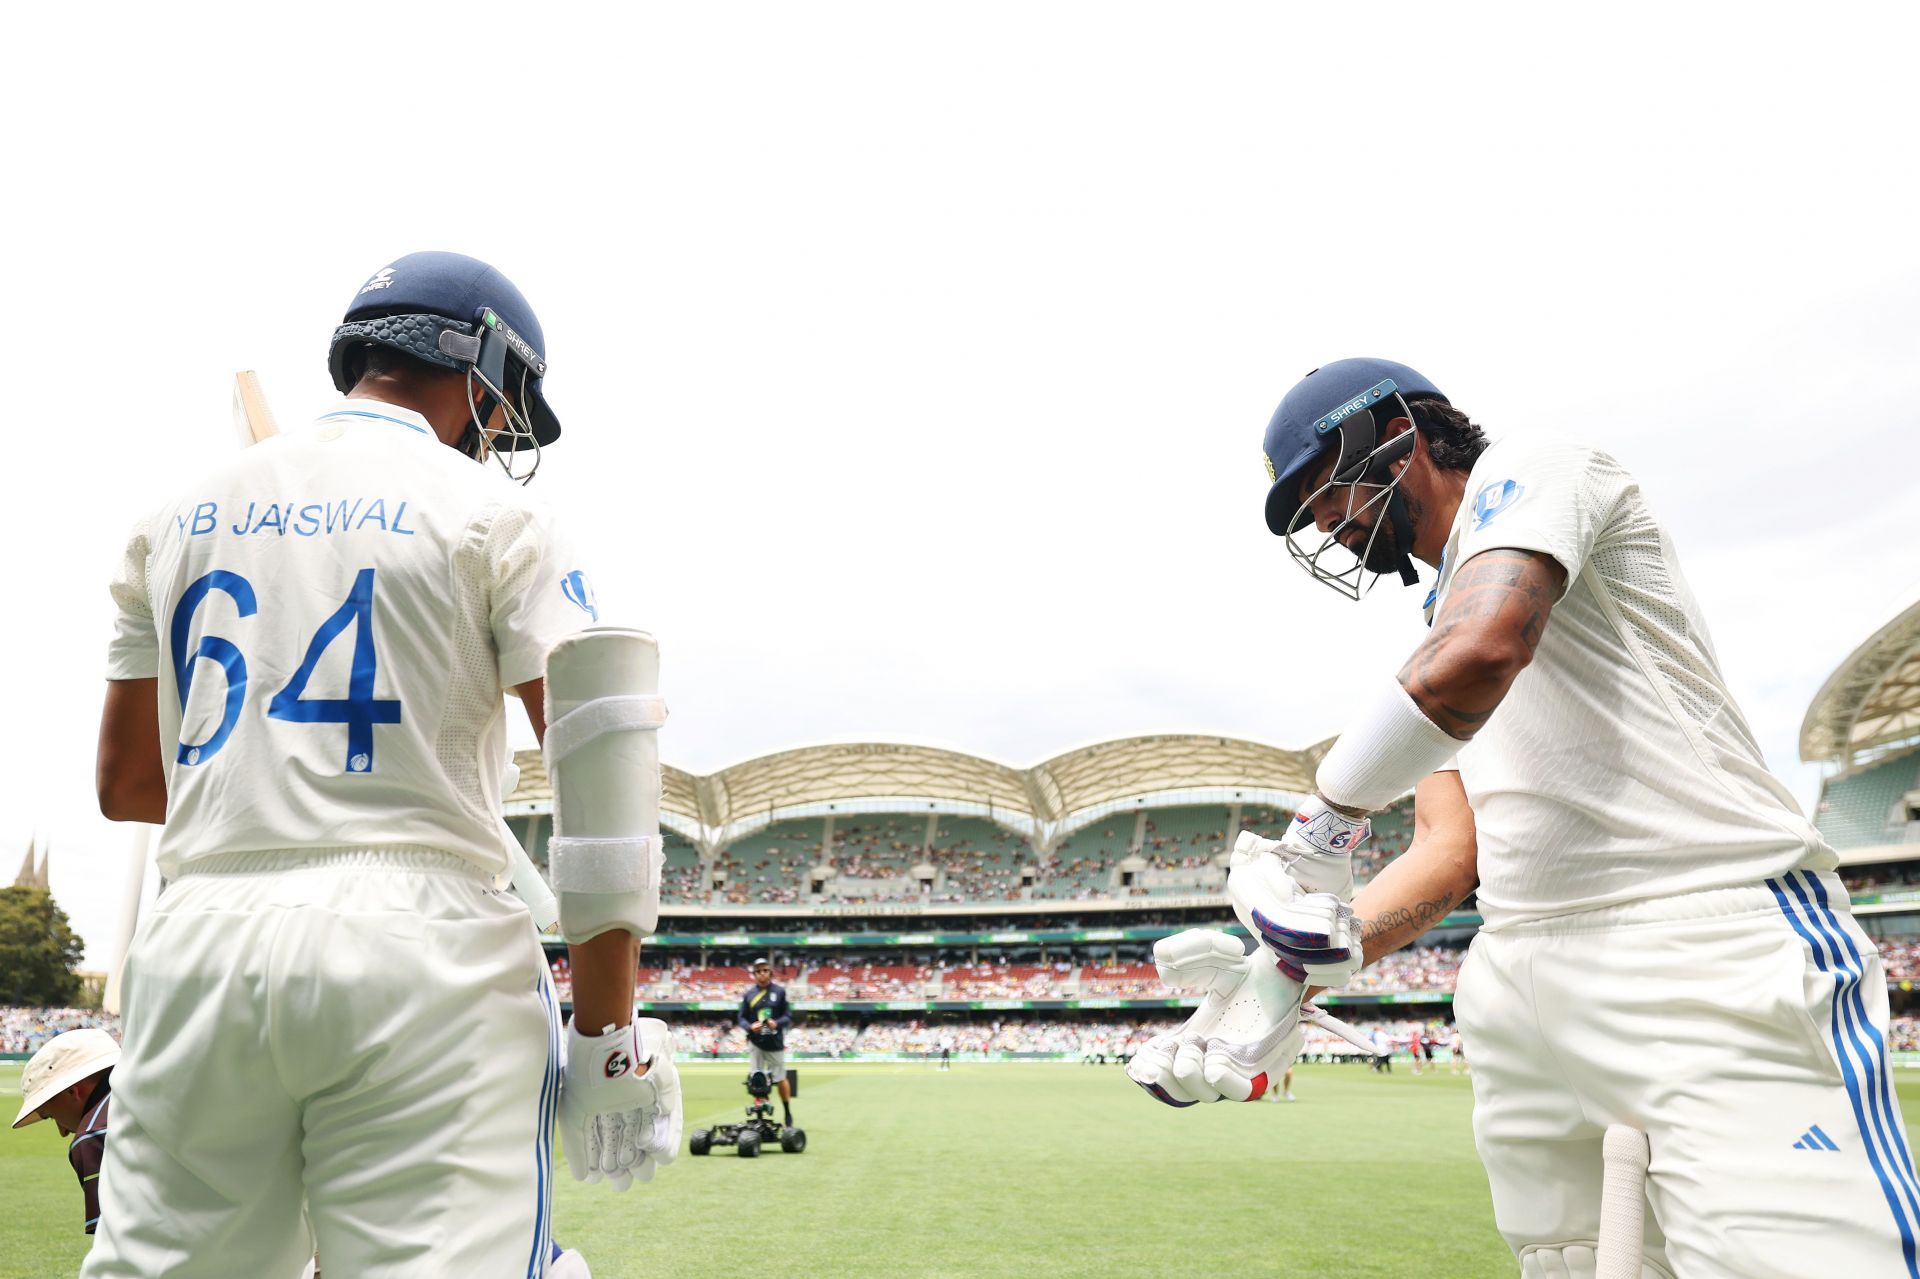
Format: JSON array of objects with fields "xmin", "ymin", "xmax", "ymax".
[{"xmin": 327, "ymin": 251, "xmax": 563, "ymax": 485}]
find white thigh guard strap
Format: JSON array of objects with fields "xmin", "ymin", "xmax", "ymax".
[{"xmin": 544, "ymin": 627, "xmax": 667, "ymax": 944}]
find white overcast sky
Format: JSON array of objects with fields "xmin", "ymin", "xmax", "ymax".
[{"xmin": 5, "ymin": 4, "xmax": 1918, "ymax": 966}]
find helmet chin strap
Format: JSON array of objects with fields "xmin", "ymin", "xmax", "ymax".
[
  {"xmin": 456, "ymin": 421, "xmax": 487, "ymax": 461},
  {"xmin": 1384, "ymin": 490, "xmax": 1421, "ymax": 586}
]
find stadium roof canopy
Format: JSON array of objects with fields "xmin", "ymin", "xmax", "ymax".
[
  {"xmin": 1801, "ymin": 597, "xmax": 1920, "ymax": 767},
  {"xmin": 507, "ymin": 733, "xmax": 1328, "ymax": 846}
]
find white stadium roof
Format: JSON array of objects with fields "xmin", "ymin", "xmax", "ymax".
[
  {"xmin": 1801, "ymin": 597, "xmax": 1920, "ymax": 766},
  {"xmin": 507, "ymin": 732, "xmax": 1329, "ymax": 836}
]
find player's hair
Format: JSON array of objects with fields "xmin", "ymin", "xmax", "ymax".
[
  {"xmin": 345, "ymin": 339, "xmax": 461, "ymax": 388},
  {"xmin": 1405, "ymin": 395, "xmax": 1489, "ymax": 472}
]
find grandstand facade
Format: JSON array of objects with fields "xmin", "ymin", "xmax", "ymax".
[
  {"xmin": 1804, "ymin": 599, "xmax": 1920, "ymax": 964},
  {"xmin": 506, "ymin": 734, "xmax": 1461, "ymax": 1061},
  {"xmin": 490, "ymin": 594, "xmax": 1920, "ymax": 1066}
]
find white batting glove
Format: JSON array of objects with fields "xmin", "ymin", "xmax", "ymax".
[
  {"xmin": 1125, "ymin": 929, "xmax": 1307, "ymax": 1105},
  {"xmin": 560, "ymin": 1018, "xmax": 682, "ymax": 1190},
  {"xmin": 1228, "ymin": 809, "xmax": 1367, "ymax": 988}
]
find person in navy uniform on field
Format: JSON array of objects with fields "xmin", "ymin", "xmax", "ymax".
[{"xmin": 738, "ymin": 958, "xmax": 795, "ymax": 1128}]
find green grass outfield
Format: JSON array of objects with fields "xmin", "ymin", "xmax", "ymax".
[{"xmin": 8, "ymin": 1062, "xmax": 1920, "ymax": 1278}]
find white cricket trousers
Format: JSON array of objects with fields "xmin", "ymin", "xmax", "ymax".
[
  {"xmin": 1456, "ymin": 869, "xmax": 1920, "ymax": 1278},
  {"xmin": 82, "ymin": 848, "xmax": 562, "ymax": 1279}
]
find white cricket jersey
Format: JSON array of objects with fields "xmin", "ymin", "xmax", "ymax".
[
  {"xmin": 105, "ymin": 398, "xmax": 598, "ymax": 879},
  {"xmin": 1427, "ymin": 436, "xmax": 1831, "ymax": 929}
]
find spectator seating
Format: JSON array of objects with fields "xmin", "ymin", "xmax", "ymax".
[
  {"xmin": 1818, "ymin": 751, "xmax": 1920, "ymax": 850},
  {"xmin": 941, "ymin": 964, "xmax": 1063, "ymax": 999},
  {"xmin": 803, "ymin": 964, "xmax": 931, "ymax": 1000},
  {"xmin": 661, "ymin": 832, "xmax": 704, "ymax": 903},
  {"xmin": 1080, "ymin": 962, "xmax": 1161, "ymax": 997},
  {"xmin": 712, "ymin": 819, "xmax": 823, "ymax": 905},
  {"xmin": 928, "ymin": 818, "xmax": 1032, "ymax": 902}
]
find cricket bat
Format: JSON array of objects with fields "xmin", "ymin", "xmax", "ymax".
[
  {"xmin": 232, "ymin": 369, "xmax": 280, "ymax": 444},
  {"xmin": 105, "ymin": 373, "xmax": 281, "ymax": 1016}
]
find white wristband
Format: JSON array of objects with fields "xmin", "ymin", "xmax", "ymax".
[{"xmin": 1314, "ymin": 679, "xmax": 1461, "ymax": 813}]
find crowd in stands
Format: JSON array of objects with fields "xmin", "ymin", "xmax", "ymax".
[
  {"xmin": 801, "ymin": 964, "xmax": 929, "ymax": 1000},
  {"xmin": 551, "ymin": 933, "xmax": 1920, "ymax": 1011},
  {"xmin": 1345, "ymin": 944, "xmax": 1464, "ymax": 994},
  {"xmin": 1843, "ymin": 865, "xmax": 1920, "ymax": 894},
  {"xmin": 941, "ymin": 963, "xmax": 1067, "ymax": 999},
  {"xmin": 1079, "ymin": 963, "xmax": 1161, "ymax": 998},
  {"xmin": 662, "ymin": 1015, "xmax": 1471, "ymax": 1058},
  {"xmin": 641, "ymin": 801, "xmax": 1434, "ymax": 908},
  {"xmin": 2, "ymin": 1007, "xmax": 119, "ymax": 1054},
  {"xmin": 1878, "ymin": 937, "xmax": 1920, "ymax": 984},
  {"xmin": 834, "ymin": 818, "xmax": 925, "ymax": 881},
  {"xmin": 555, "ymin": 944, "xmax": 1475, "ymax": 1002},
  {"xmin": 927, "ymin": 821, "xmax": 1029, "ymax": 902}
]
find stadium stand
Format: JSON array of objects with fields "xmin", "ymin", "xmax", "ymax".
[
  {"xmin": 712, "ymin": 819, "xmax": 823, "ymax": 905},
  {"xmin": 941, "ymin": 964, "xmax": 1067, "ymax": 999},
  {"xmin": 1140, "ymin": 806, "xmax": 1233, "ymax": 861},
  {"xmin": 546, "ymin": 948, "xmax": 1478, "ymax": 1004},
  {"xmin": 1876, "ymin": 937, "xmax": 1920, "ymax": 985},
  {"xmin": 832, "ymin": 816, "xmax": 927, "ymax": 877},
  {"xmin": 1032, "ymin": 821, "xmax": 1130, "ymax": 900},
  {"xmin": 1, "ymin": 1007, "xmax": 118, "ymax": 1055},
  {"xmin": 646, "ymin": 964, "xmax": 800, "ymax": 1000},
  {"xmin": 927, "ymin": 817, "xmax": 1032, "ymax": 902},
  {"xmin": 1815, "ymin": 750, "xmax": 1920, "ymax": 850},
  {"xmin": 801, "ymin": 964, "xmax": 931, "ymax": 1000},
  {"xmin": 1842, "ymin": 863, "xmax": 1920, "ymax": 892},
  {"xmin": 663, "ymin": 1014, "xmax": 1468, "ymax": 1060},
  {"xmin": 661, "ymin": 832, "xmax": 704, "ymax": 904},
  {"xmin": 1079, "ymin": 962, "xmax": 1161, "ymax": 997}
]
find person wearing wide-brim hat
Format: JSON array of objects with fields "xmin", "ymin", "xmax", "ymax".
[{"xmin": 13, "ymin": 1027, "xmax": 120, "ymax": 1235}]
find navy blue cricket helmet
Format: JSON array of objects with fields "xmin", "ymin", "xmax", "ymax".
[
  {"xmin": 1261, "ymin": 357, "xmax": 1445, "ymax": 535},
  {"xmin": 329, "ymin": 251, "xmax": 561, "ymax": 448}
]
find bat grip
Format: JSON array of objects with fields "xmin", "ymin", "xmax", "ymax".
[{"xmin": 1597, "ymin": 1124, "xmax": 1650, "ymax": 1279}]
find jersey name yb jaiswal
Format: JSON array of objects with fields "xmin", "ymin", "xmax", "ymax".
[{"xmin": 171, "ymin": 496, "xmax": 419, "ymax": 539}]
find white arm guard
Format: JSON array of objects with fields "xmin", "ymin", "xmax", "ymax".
[
  {"xmin": 1314, "ymin": 678, "xmax": 1461, "ymax": 813},
  {"xmin": 544, "ymin": 627, "xmax": 668, "ymax": 944}
]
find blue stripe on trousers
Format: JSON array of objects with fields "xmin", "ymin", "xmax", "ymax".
[
  {"xmin": 1785, "ymin": 872, "xmax": 1920, "ymax": 1226},
  {"xmin": 1768, "ymin": 873, "xmax": 1919, "ymax": 1278},
  {"xmin": 1804, "ymin": 872, "xmax": 1920, "ymax": 1216},
  {"xmin": 528, "ymin": 974, "xmax": 559, "ymax": 1278}
]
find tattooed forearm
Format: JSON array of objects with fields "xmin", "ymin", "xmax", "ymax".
[
  {"xmin": 1353, "ymin": 885, "xmax": 1475, "ymax": 966},
  {"xmin": 1396, "ymin": 549, "xmax": 1564, "ymax": 740},
  {"xmin": 1358, "ymin": 894, "xmax": 1457, "ymax": 947}
]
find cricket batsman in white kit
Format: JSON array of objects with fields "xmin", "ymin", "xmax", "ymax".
[
  {"xmin": 1128, "ymin": 358, "xmax": 1918, "ymax": 1277},
  {"xmin": 90, "ymin": 251, "xmax": 680, "ymax": 1277}
]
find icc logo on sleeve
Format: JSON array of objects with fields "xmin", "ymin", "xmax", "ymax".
[
  {"xmin": 560, "ymin": 571, "xmax": 598, "ymax": 622},
  {"xmin": 1471, "ymin": 479, "xmax": 1525, "ymax": 530}
]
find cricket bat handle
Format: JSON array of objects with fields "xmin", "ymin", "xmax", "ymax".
[{"xmin": 1597, "ymin": 1124, "xmax": 1650, "ymax": 1278}]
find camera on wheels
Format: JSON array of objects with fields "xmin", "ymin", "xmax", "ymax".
[{"xmin": 688, "ymin": 1070, "xmax": 808, "ymax": 1158}]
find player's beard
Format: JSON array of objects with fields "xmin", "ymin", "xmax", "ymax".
[
  {"xmin": 1361, "ymin": 518, "xmax": 1402, "ymax": 574},
  {"xmin": 1338, "ymin": 515, "xmax": 1401, "ymax": 575}
]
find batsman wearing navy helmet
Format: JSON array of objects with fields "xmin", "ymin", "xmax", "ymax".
[
  {"xmin": 89, "ymin": 251, "xmax": 679, "ymax": 1278},
  {"xmin": 1131, "ymin": 358, "xmax": 1911, "ymax": 1278}
]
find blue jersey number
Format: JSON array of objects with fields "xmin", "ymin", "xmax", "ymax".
[
  {"xmin": 167, "ymin": 567, "xmax": 403, "ymax": 772},
  {"xmin": 169, "ymin": 571, "xmax": 258, "ymax": 766},
  {"xmin": 267, "ymin": 568, "xmax": 404, "ymax": 773}
]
